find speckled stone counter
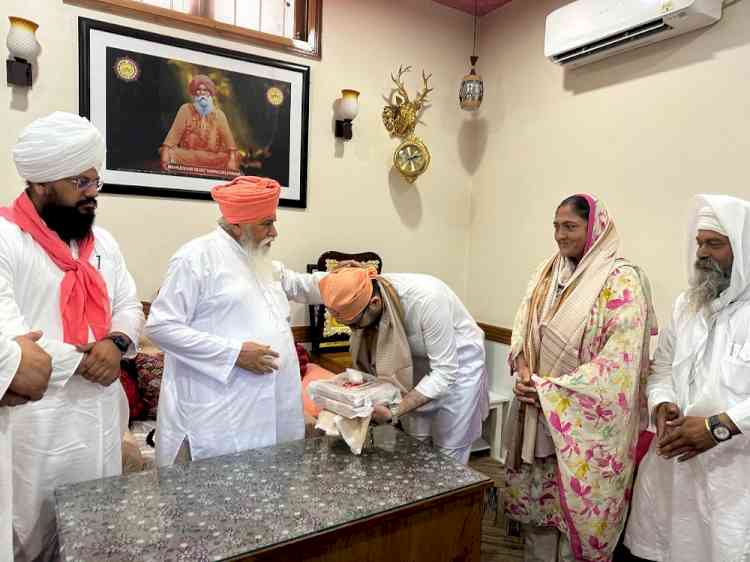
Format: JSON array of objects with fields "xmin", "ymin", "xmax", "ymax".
[{"xmin": 55, "ymin": 426, "xmax": 492, "ymax": 562}]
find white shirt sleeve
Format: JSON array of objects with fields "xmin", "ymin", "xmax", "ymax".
[
  {"xmin": 103, "ymin": 235, "xmax": 145, "ymax": 357},
  {"xmin": 0, "ymin": 242, "xmax": 82, "ymax": 389},
  {"xmin": 647, "ymin": 309, "xmax": 678, "ymax": 421},
  {"xmin": 0, "ymin": 337, "xmax": 21, "ymax": 400},
  {"xmin": 414, "ymin": 297, "xmax": 460, "ymax": 400},
  {"xmin": 145, "ymin": 256, "xmax": 242, "ymax": 385},
  {"xmin": 277, "ymin": 263, "xmax": 325, "ymax": 305}
]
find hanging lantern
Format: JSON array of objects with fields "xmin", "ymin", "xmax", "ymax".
[{"xmin": 459, "ymin": 1, "xmax": 484, "ymax": 111}]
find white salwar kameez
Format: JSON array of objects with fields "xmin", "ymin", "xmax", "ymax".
[
  {"xmin": 381, "ymin": 274, "xmax": 488, "ymax": 464},
  {"xmin": 0, "ymin": 334, "xmax": 22, "ymax": 562},
  {"xmin": 625, "ymin": 194, "xmax": 750, "ymax": 562},
  {"xmin": 0, "ymin": 220, "xmax": 144, "ymax": 562},
  {"xmin": 146, "ymin": 227, "xmax": 323, "ymax": 466}
]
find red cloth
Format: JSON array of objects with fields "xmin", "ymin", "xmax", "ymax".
[
  {"xmin": 635, "ymin": 430, "xmax": 655, "ymax": 466},
  {"xmin": 210, "ymin": 176, "xmax": 281, "ymax": 223},
  {"xmin": 119, "ymin": 368, "xmax": 144, "ymax": 420},
  {"xmin": 0, "ymin": 193, "xmax": 112, "ymax": 345},
  {"xmin": 296, "ymin": 343, "xmax": 310, "ymax": 377}
]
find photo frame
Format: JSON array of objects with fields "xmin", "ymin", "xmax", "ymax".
[{"xmin": 78, "ymin": 17, "xmax": 310, "ymax": 207}]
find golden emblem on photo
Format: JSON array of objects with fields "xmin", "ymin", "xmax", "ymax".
[
  {"xmin": 114, "ymin": 57, "xmax": 139, "ymax": 82},
  {"xmin": 266, "ymin": 86, "xmax": 285, "ymax": 106}
]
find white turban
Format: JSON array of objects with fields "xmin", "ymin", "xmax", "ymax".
[
  {"xmin": 696, "ymin": 206, "xmax": 728, "ymax": 237},
  {"xmin": 12, "ymin": 111, "xmax": 106, "ymax": 183}
]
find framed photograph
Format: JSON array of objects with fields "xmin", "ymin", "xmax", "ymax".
[{"xmin": 78, "ymin": 17, "xmax": 310, "ymax": 207}]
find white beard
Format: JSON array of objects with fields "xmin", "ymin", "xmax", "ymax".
[{"xmin": 247, "ymin": 237, "xmax": 276, "ymax": 286}]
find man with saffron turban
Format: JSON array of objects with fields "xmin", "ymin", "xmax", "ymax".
[
  {"xmin": 147, "ymin": 176, "xmax": 325, "ymax": 466},
  {"xmin": 160, "ymin": 74, "xmax": 240, "ymax": 175},
  {"xmin": 625, "ymin": 196, "xmax": 750, "ymax": 562},
  {"xmin": 0, "ymin": 111, "xmax": 145, "ymax": 561},
  {"xmin": 318, "ymin": 267, "xmax": 488, "ymax": 465}
]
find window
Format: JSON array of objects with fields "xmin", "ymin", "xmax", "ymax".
[
  {"xmin": 65, "ymin": 0, "xmax": 321, "ymax": 58},
  {"xmin": 138, "ymin": 0, "xmax": 295, "ymax": 39}
]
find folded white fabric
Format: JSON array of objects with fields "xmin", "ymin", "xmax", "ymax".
[{"xmin": 315, "ymin": 411, "xmax": 373, "ymax": 455}]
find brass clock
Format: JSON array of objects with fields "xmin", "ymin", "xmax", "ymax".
[
  {"xmin": 394, "ymin": 136, "xmax": 430, "ymax": 183},
  {"xmin": 383, "ymin": 65, "xmax": 433, "ymax": 184}
]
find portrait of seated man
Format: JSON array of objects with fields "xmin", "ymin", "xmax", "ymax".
[{"xmin": 160, "ymin": 74, "xmax": 240, "ymax": 178}]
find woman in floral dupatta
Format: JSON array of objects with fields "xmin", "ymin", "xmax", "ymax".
[{"xmin": 504, "ymin": 194, "xmax": 657, "ymax": 562}]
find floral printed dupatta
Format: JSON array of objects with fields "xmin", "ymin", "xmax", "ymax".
[{"xmin": 504, "ymin": 194, "xmax": 657, "ymax": 561}]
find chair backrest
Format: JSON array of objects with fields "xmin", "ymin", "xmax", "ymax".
[{"xmin": 307, "ymin": 251, "xmax": 383, "ymax": 355}]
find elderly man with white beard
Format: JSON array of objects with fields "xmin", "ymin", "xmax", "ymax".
[
  {"xmin": 146, "ymin": 176, "xmax": 325, "ymax": 466},
  {"xmin": 624, "ymin": 194, "xmax": 750, "ymax": 562}
]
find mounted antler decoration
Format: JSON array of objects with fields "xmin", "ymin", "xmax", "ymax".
[{"xmin": 382, "ymin": 65, "xmax": 433, "ymax": 184}]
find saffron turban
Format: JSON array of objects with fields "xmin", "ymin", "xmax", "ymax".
[
  {"xmin": 188, "ymin": 75, "xmax": 217, "ymax": 96},
  {"xmin": 13, "ymin": 111, "xmax": 106, "ymax": 183},
  {"xmin": 211, "ymin": 176, "xmax": 281, "ymax": 223},
  {"xmin": 696, "ymin": 206, "xmax": 728, "ymax": 237},
  {"xmin": 319, "ymin": 266, "xmax": 377, "ymax": 323}
]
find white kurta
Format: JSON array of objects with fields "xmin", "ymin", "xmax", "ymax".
[
  {"xmin": 0, "ymin": 335, "xmax": 22, "ymax": 562},
  {"xmin": 381, "ymin": 274, "xmax": 488, "ymax": 453},
  {"xmin": 0, "ymin": 219, "xmax": 144, "ymax": 562},
  {"xmin": 146, "ymin": 227, "xmax": 323, "ymax": 466},
  {"xmin": 625, "ymin": 194, "xmax": 750, "ymax": 562}
]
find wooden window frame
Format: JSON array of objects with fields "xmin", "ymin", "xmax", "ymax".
[{"xmin": 64, "ymin": 0, "xmax": 322, "ymax": 59}]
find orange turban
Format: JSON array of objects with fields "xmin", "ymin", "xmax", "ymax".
[
  {"xmin": 188, "ymin": 75, "xmax": 217, "ymax": 96},
  {"xmin": 319, "ymin": 266, "xmax": 377, "ymax": 323},
  {"xmin": 211, "ymin": 176, "xmax": 281, "ymax": 223}
]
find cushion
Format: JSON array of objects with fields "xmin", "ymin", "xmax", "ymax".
[
  {"xmin": 301, "ymin": 363, "xmax": 336, "ymax": 417},
  {"xmin": 134, "ymin": 351, "xmax": 164, "ymax": 420}
]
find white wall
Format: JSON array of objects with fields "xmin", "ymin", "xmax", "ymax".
[
  {"xmin": 467, "ymin": 0, "xmax": 750, "ymax": 329},
  {"xmin": 1, "ymin": 0, "xmax": 474, "ymax": 324}
]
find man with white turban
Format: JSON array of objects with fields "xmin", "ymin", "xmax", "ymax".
[
  {"xmin": 0, "ymin": 111, "xmax": 144, "ymax": 561},
  {"xmin": 146, "ymin": 176, "xmax": 324, "ymax": 466},
  {"xmin": 625, "ymin": 195, "xmax": 750, "ymax": 562}
]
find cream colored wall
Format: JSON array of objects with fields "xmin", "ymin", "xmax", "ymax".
[
  {"xmin": 468, "ymin": 0, "xmax": 750, "ymax": 328},
  {"xmin": 1, "ymin": 0, "xmax": 473, "ymax": 323}
]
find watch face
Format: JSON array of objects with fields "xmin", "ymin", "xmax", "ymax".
[
  {"xmin": 714, "ymin": 425, "xmax": 731, "ymax": 441},
  {"xmin": 397, "ymin": 144, "xmax": 425, "ymax": 174}
]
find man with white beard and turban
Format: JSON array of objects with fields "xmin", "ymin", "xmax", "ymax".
[
  {"xmin": 160, "ymin": 74, "xmax": 240, "ymax": 175},
  {"xmin": 146, "ymin": 176, "xmax": 325, "ymax": 466},
  {"xmin": 625, "ymin": 195, "xmax": 750, "ymax": 562},
  {"xmin": 0, "ymin": 111, "xmax": 144, "ymax": 561}
]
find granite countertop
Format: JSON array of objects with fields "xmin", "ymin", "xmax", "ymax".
[{"xmin": 55, "ymin": 426, "xmax": 492, "ymax": 562}]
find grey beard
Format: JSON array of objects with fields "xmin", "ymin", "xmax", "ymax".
[
  {"xmin": 686, "ymin": 257, "xmax": 731, "ymax": 314},
  {"xmin": 193, "ymin": 95, "xmax": 214, "ymax": 117}
]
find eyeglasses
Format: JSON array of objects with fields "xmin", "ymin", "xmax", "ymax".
[{"xmin": 63, "ymin": 175, "xmax": 104, "ymax": 192}]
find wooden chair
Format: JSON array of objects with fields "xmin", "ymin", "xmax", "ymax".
[{"xmin": 307, "ymin": 250, "xmax": 382, "ymax": 356}]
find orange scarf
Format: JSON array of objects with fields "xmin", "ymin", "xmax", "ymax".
[{"xmin": 0, "ymin": 193, "xmax": 112, "ymax": 345}]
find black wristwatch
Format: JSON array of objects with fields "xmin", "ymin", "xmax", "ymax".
[
  {"xmin": 106, "ymin": 334, "xmax": 130, "ymax": 355},
  {"xmin": 708, "ymin": 415, "xmax": 733, "ymax": 443}
]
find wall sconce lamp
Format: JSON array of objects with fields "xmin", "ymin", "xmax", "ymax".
[
  {"xmin": 6, "ymin": 17, "xmax": 40, "ymax": 87},
  {"xmin": 334, "ymin": 89, "xmax": 359, "ymax": 140}
]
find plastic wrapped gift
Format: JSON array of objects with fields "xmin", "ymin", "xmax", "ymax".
[{"xmin": 307, "ymin": 369, "xmax": 401, "ymax": 419}]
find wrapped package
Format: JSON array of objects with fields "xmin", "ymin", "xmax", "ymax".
[{"xmin": 307, "ymin": 369, "xmax": 401, "ymax": 419}]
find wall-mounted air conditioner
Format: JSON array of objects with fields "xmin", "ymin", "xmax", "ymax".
[{"xmin": 545, "ymin": 0, "xmax": 723, "ymax": 68}]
